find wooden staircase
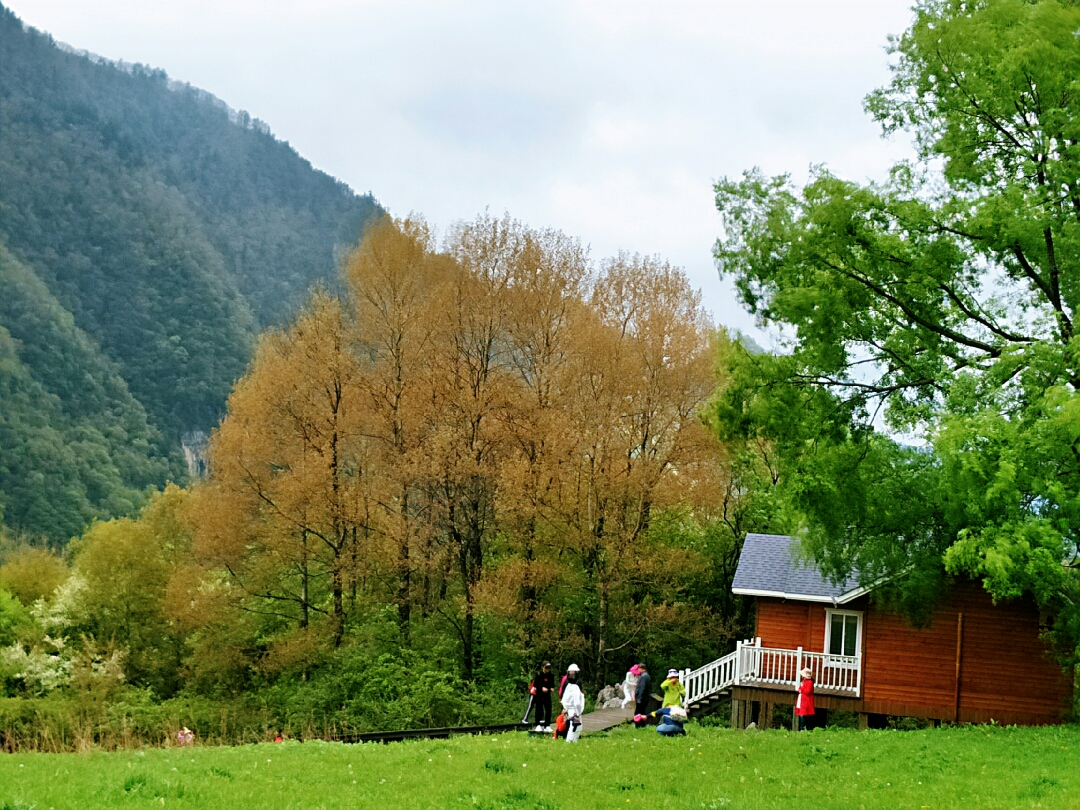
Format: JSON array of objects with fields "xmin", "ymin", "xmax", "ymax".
[{"xmin": 687, "ymin": 688, "xmax": 731, "ymax": 714}]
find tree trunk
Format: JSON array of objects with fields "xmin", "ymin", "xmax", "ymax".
[
  {"xmin": 397, "ymin": 490, "xmax": 411, "ymax": 646},
  {"xmin": 300, "ymin": 530, "xmax": 309, "ymax": 629},
  {"xmin": 350, "ymin": 525, "xmax": 358, "ymax": 606},
  {"xmin": 521, "ymin": 518, "xmax": 537, "ymax": 655},
  {"xmin": 458, "ymin": 531, "xmax": 477, "ymax": 682},
  {"xmin": 597, "ymin": 581, "xmax": 609, "ymax": 686},
  {"xmin": 332, "ymin": 533, "xmax": 345, "ymax": 646}
]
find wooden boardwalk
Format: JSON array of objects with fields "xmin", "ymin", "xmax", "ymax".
[{"xmin": 580, "ymin": 705, "xmax": 634, "ymax": 734}]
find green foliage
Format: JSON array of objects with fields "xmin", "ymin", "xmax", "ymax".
[
  {"xmin": 0, "ymin": 247, "xmax": 177, "ymax": 542},
  {"xmin": 0, "ymin": 4, "xmax": 382, "ymax": 540},
  {"xmin": 0, "ymin": 688, "xmax": 283, "ymax": 750},
  {"xmin": 261, "ymin": 646, "xmax": 506, "ymax": 734},
  {"xmin": 0, "ymin": 545, "xmax": 69, "ymax": 607},
  {"xmin": 0, "ymin": 590, "xmax": 25, "ymax": 646},
  {"xmin": 713, "ymin": 0, "xmax": 1080, "ymax": 654},
  {"xmin": 67, "ymin": 488, "xmax": 189, "ymax": 696}
]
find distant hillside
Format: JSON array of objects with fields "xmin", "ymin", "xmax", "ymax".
[{"xmin": 0, "ymin": 4, "xmax": 382, "ymax": 541}]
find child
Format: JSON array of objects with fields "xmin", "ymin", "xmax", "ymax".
[
  {"xmin": 621, "ymin": 664, "xmax": 641, "ymax": 709},
  {"xmin": 661, "ymin": 668, "xmax": 685, "ymax": 708},
  {"xmin": 795, "ymin": 667, "xmax": 815, "ymax": 731}
]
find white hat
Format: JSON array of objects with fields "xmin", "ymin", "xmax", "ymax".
[
  {"xmin": 800, "ymin": 668, "xmax": 813, "ymax": 679},
  {"xmin": 567, "ymin": 663, "xmax": 580, "ymax": 673},
  {"xmin": 667, "ymin": 668, "xmax": 679, "ymax": 678}
]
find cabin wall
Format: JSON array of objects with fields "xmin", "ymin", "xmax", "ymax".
[{"xmin": 752, "ymin": 580, "xmax": 1073, "ymax": 725}]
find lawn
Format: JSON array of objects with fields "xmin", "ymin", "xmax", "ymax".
[{"xmin": 2, "ymin": 723, "xmax": 1078, "ymax": 809}]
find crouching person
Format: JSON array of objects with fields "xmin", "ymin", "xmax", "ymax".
[
  {"xmin": 634, "ymin": 706, "xmax": 688, "ymax": 736},
  {"xmin": 657, "ymin": 706, "xmax": 688, "ymax": 736},
  {"xmin": 561, "ymin": 663, "xmax": 585, "ymax": 742}
]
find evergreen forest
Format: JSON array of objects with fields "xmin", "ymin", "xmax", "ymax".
[{"xmin": 0, "ymin": 4, "xmax": 381, "ymax": 543}]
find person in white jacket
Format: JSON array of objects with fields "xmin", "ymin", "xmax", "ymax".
[
  {"xmin": 621, "ymin": 664, "xmax": 641, "ymax": 709},
  {"xmin": 561, "ymin": 663, "xmax": 586, "ymax": 742}
]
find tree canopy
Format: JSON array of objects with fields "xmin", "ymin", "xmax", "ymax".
[
  {"xmin": 186, "ymin": 214, "xmax": 747, "ymax": 687},
  {"xmin": 713, "ymin": 0, "xmax": 1080, "ymax": 654}
]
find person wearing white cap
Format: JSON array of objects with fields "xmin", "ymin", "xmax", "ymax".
[
  {"xmin": 795, "ymin": 667, "xmax": 815, "ymax": 731},
  {"xmin": 660, "ymin": 668, "xmax": 685, "ymax": 709},
  {"xmin": 561, "ymin": 663, "xmax": 585, "ymax": 742}
]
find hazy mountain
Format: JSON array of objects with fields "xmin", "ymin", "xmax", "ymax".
[{"xmin": 0, "ymin": 4, "xmax": 382, "ymax": 541}]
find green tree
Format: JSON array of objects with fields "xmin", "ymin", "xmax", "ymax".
[
  {"xmin": 0, "ymin": 589, "xmax": 26, "ymax": 645},
  {"xmin": 713, "ymin": 0, "xmax": 1080, "ymax": 654},
  {"xmin": 0, "ymin": 545, "xmax": 69, "ymax": 606},
  {"xmin": 67, "ymin": 485, "xmax": 190, "ymax": 694}
]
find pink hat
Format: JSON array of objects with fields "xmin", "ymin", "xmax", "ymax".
[{"xmin": 630, "ymin": 664, "xmax": 642, "ymax": 676}]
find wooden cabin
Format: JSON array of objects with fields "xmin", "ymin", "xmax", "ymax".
[{"xmin": 722, "ymin": 533, "xmax": 1073, "ymax": 728}]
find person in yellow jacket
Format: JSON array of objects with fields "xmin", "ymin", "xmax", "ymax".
[{"xmin": 661, "ymin": 669, "xmax": 685, "ymax": 708}]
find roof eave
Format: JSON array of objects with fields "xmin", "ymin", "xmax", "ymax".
[
  {"xmin": 732, "ymin": 587, "xmax": 845, "ymax": 604},
  {"xmin": 733, "ymin": 580, "xmax": 880, "ymax": 606},
  {"xmin": 834, "ymin": 582, "xmax": 876, "ymax": 604}
]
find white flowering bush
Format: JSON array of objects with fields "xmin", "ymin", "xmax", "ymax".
[
  {"xmin": 0, "ymin": 575, "xmax": 126, "ymax": 696},
  {"xmin": 1, "ymin": 635, "xmax": 74, "ymax": 694},
  {"xmin": 30, "ymin": 573, "xmax": 87, "ymax": 632}
]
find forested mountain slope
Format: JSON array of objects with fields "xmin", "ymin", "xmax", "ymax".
[{"xmin": 0, "ymin": 4, "xmax": 381, "ymax": 542}]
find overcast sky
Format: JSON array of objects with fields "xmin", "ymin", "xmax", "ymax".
[{"xmin": 8, "ymin": 0, "xmax": 917, "ymax": 338}]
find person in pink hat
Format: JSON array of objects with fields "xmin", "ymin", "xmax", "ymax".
[{"xmin": 621, "ymin": 664, "xmax": 642, "ymax": 709}]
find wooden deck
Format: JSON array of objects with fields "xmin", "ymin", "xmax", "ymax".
[{"xmin": 580, "ymin": 705, "xmax": 634, "ymax": 734}]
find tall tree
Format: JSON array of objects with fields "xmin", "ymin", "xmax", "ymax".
[
  {"xmin": 537, "ymin": 254, "xmax": 719, "ymax": 680},
  {"xmin": 713, "ymin": 0, "xmax": 1080, "ymax": 654},
  {"xmin": 345, "ymin": 216, "xmax": 448, "ymax": 644},
  {"xmin": 189, "ymin": 293, "xmax": 372, "ymax": 648},
  {"xmin": 190, "ymin": 214, "xmax": 732, "ymax": 684}
]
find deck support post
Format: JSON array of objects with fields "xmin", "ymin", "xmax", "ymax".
[
  {"xmin": 857, "ymin": 713, "xmax": 869, "ymax": 731},
  {"xmin": 954, "ymin": 613, "xmax": 964, "ymax": 723},
  {"xmin": 731, "ymin": 699, "xmax": 744, "ymax": 729}
]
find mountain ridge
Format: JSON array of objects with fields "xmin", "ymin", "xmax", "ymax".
[{"xmin": 0, "ymin": 3, "xmax": 383, "ymax": 541}]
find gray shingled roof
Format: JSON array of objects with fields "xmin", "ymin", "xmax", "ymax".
[{"xmin": 731, "ymin": 533, "xmax": 865, "ymax": 604}]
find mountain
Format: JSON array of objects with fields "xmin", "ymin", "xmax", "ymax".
[{"xmin": 0, "ymin": 4, "xmax": 382, "ymax": 542}]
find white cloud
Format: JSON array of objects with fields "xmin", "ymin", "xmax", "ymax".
[{"xmin": 7, "ymin": 0, "xmax": 918, "ymax": 337}]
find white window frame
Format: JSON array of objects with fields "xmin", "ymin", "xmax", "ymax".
[{"xmin": 824, "ymin": 609, "xmax": 863, "ymax": 658}]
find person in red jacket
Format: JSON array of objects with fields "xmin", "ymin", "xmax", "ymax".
[{"xmin": 795, "ymin": 667, "xmax": 815, "ymax": 731}]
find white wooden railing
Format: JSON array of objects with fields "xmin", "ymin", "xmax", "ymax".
[
  {"xmin": 681, "ymin": 648, "xmax": 739, "ymax": 706},
  {"xmin": 681, "ymin": 638, "xmax": 861, "ymax": 708}
]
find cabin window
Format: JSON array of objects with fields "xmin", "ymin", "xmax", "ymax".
[{"xmin": 825, "ymin": 610, "xmax": 861, "ymax": 657}]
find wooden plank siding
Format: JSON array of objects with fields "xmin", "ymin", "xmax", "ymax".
[{"xmin": 751, "ymin": 579, "xmax": 1073, "ymax": 725}]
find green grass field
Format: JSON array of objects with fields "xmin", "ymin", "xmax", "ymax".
[{"xmin": 2, "ymin": 723, "xmax": 1079, "ymax": 809}]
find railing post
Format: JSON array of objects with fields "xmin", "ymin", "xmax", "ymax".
[
  {"xmin": 735, "ymin": 640, "xmax": 742, "ymax": 684},
  {"xmin": 796, "ymin": 646, "xmax": 802, "ymax": 686}
]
